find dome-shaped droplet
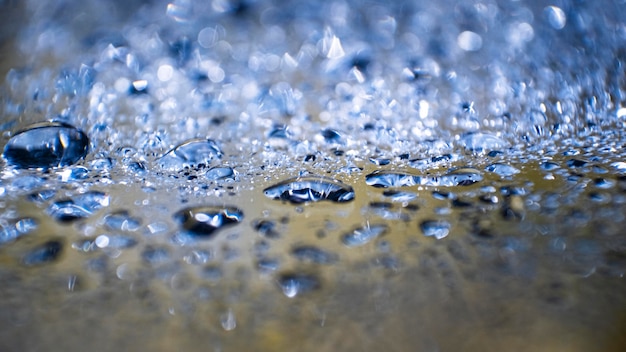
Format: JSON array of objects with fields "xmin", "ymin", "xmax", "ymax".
[
  {"xmin": 420, "ymin": 220, "xmax": 451, "ymax": 239},
  {"xmin": 342, "ymin": 224, "xmax": 387, "ymax": 247},
  {"xmin": 3, "ymin": 122, "xmax": 89, "ymax": 169},
  {"xmin": 365, "ymin": 171, "xmax": 418, "ymax": 188},
  {"xmin": 174, "ymin": 206, "xmax": 244, "ymax": 238},
  {"xmin": 263, "ymin": 176, "xmax": 355, "ymax": 204},
  {"xmin": 158, "ymin": 138, "xmax": 223, "ymax": 171}
]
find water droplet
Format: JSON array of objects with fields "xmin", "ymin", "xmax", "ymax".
[
  {"xmin": 420, "ymin": 220, "xmax": 451, "ymax": 240},
  {"xmin": 366, "ymin": 169, "xmax": 482, "ymax": 188},
  {"xmin": 485, "ymin": 163, "xmax": 520, "ymax": 177},
  {"xmin": 263, "ymin": 176, "xmax": 355, "ymax": 204},
  {"xmin": 365, "ymin": 171, "xmax": 418, "ymax": 188},
  {"xmin": 252, "ymin": 219, "xmax": 280, "ymax": 239},
  {"xmin": 142, "ymin": 246, "xmax": 170, "ymax": 265},
  {"xmin": 457, "ymin": 31, "xmax": 482, "ymax": 51},
  {"xmin": 545, "ymin": 6, "xmax": 566, "ymax": 30},
  {"xmin": 205, "ymin": 166, "xmax": 238, "ymax": 181},
  {"xmin": 342, "ymin": 224, "xmax": 387, "ymax": 247},
  {"xmin": 382, "ymin": 190, "xmax": 417, "ymax": 202},
  {"xmin": 277, "ymin": 273, "xmax": 320, "ymax": 298},
  {"xmin": 22, "ymin": 240, "xmax": 63, "ymax": 266},
  {"xmin": 173, "ymin": 206, "xmax": 244, "ymax": 238},
  {"xmin": 159, "ymin": 139, "xmax": 223, "ymax": 171},
  {"xmin": 291, "ymin": 245, "xmax": 338, "ymax": 264},
  {"xmin": 221, "ymin": 309, "xmax": 237, "ymax": 331},
  {"xmin": 540, "ymin": 161, "xmax": 560, "ymax": 171},
  {"xmin": 47, "ymin": 191, "xmax": 110, "ymax": 223},
  {"xmin": 103, "ymin": 210, "xmax": 141, "ymax": 231},
  {"xmin": 567, "ymin": 159, "xmax": 588, "ymax": 168},
  {"xmin": 459, "ymin": 132, "xmax": 506, "ymax": 152},
  {"xmin": 3, "ymin": 122, "xmax": 89, "ymax": 169}
]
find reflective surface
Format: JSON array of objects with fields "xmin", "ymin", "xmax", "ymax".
[{"xmin": 1, "ymin": 1, "xmax": 625, "ymax": 351}]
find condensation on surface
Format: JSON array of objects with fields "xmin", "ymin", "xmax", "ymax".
[{"xmin": 1, "ymin": 0, "xmax": 626, "ymax": 351}]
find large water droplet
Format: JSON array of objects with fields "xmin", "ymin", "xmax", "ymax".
[
  {"xmin": 485, "ymin": 163, "xmax": 520, "ymax": 177},
  {"xmin": 173, "ymin": 206, "xmax": 244, "ymax": 238},
  {"xmin": 47, "ymin": 191, "xmax": 110, "ymax": 223},
  {"xmin": 3, "ymin": 122, "xmax": 89, "ymax": 169},
  {"xmin": 158, "ymin": 138, "xmax": 223, "ymax": 171},
  {"xmin": 263, "ymin": 176, "xmax": 355, "ymax": 203},
  {"xmin": 366, "ymin": 169, "xmax": 482, "ymax": 188},
  {"xmin": 342, "ymin": 224, "xmax": 387, "ymax": 247},
  {"xmin": 205, "ymin": 166, "xmax": 238, "ymax": 181},
  {"xmin": 420, "ymin": 220, "xmax": 451, "ymax": 239},
  {"xmin": 459, "ymin": 132, "xmax": 506, "ymax": 152},
  {"xmin": 365, "ymin": 171, "xmax": 418, "ymax": 188}
]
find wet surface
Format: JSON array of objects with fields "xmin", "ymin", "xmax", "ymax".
[{"xmin": 1, "ymin": 0, "xmax": 626, "ymax": 351}]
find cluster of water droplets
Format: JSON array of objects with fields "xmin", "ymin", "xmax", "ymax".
[{"xmin": 1, "ymin": 0, "xmax": 626, "ymax": 344}]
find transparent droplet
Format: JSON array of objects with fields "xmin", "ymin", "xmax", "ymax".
[
  {"xmin": 459, "ymin": 132, "xmax": 506, "ymax": 152},
  {"xmin": 457, "ymin": 31, "xmax": 482, "ymax": 51},
  {"xmin": 420, "ymin": 220, "xmax": 451, "ymax": 240},
  {"xmin": 291, "ymin": 245, "xmax": 338, "ymax": 264},
  {"xmin": 103, "ymin": 210, "xmax": 141, "ymax": 231},
  {"xmin": 277, "ymin": 273, "xmax": 320, "ymax": 298},
  {"xmin": 174, "ymin": 206, "xmax": 244, "ymax": 238},
  {"xmin": 220, "ymin": 309, "xmax": 237, "ymax": 331},
  {"xmin": 264, "ymin": 176, "xmax": 355, "ymax": 203},
  {"xmin": 3, "ymin": 122, "xmax": 89, "ymax": 169},
  {"xmin": 159, "ymin": 139, "xmax": 223, "ymax": 171},
  {"xmin": 545, "ymin": 6, "xmax": 566, "ymax": 30},
  {"xmin": 47, "ymin": 191, "xmax": 110, "ymax": 223},
  {"xmin": 485, "ymin": 163, "xmax": 520, "ymax": 177},
  {"xmin": 365, "ymin": 171, "xmax": 418, "ymax": 188},
  {"xmin": 205, "ymin": 166, "xmax": 237, "ymax": 181},
  {"xmin": 22, "ymin": 240, "xmax": 63, "ymax": 266},
  {"xmin": 342, "ymin": 224, "xmax": 387, "ymax": 247}
]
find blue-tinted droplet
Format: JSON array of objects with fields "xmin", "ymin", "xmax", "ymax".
[
  {"xmin": 3, "ymin": 122, "xmax": 89, "ymax": 169},
  {"xmin": 342, "ymin": 224, "xmax": 387, "ymax": 247},
  {"xmin": 174, "ymin": 206, "xmax": 244, "ymax": 238},
  {"xmin": 159, "ymin": 138, "xmax": 223, "ymax": 171},
  {"xmin": 264, "ymin": 176, "xmax": 355, "ymax": 203}
]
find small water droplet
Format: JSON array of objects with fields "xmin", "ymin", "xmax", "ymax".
[
  {"xmin": 3, "ymin": 122, "xmax": 89, "ymax": 169},
  {"xmin": 277, "ymin": 273, "xmax": 320, "ymax": 298},
  {"xmin": 342, "ymin": 224, "xmax": 387, "ymax": 247},
  {"xmin": 291, "ymin": 245, "xmax": 338, "ymax": 264},
  {"xmin": 264, "ymin": 176, "xmax": 355, "ymax": 203},
  {"xmin": 420, "ymin": 220, "xmax": 451, "ymax": 239},
  {"xmin": 485, "ymin": 163, "xmax": 520, "ymax": 177},
  {"xmin": 23, "ymin": 240, "xmax": 63, "ymax": 266},
  {"xmin": 103, "ymin": 210, "xmax": 141, "ymax": 231},
  {"xmin": 221, "ymin": 309, "xmax": 237, "ymax": 331},
  {"xmin": 47, "ymin": 191, "xmax": 110, "ymax": 223},
  {"xmin": 173, "ymin": 206, "xmax": 244, "ymax": 238}
]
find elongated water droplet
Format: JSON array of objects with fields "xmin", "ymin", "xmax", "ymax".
[
  {"xmin": 159, "ymin": 138, "xmax": 222, "ymax": 171},
  {"xmin": 264, "ymin": 176, "xmax": 355, "ymax": 203},
  {"xmin": 3, "ymin": 122, "xmax": 89, "ymax": 169},
  {"xmin": 291, "ymin": 245, "xmax": 338, "ymax": 264},
  {"xmin": 342, "ymin": 224, "xmax": 387, "ymax": 247},
  {"xmin": 277, "ymin": 273, "xmax": 320, "ymax": 298},
  {"xmin": 23, "ymin": 240, "xmax": 63, "ymax": 266},
  {"xmin": 420, "ymin": 220, "xmax": 451, "ymax": 239},
  {"xmin": 47, "ymin": 191, "xmax": 110, "ymax": 223},
  {"xmin": 174, "ymin": 206, "xmax": 244, "ymax": 238}
]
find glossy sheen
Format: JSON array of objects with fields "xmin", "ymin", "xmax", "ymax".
[
  {"xmin": 263, "ymin": 176, "xmax": 355, "ymax": 203},
  {"xmin": 174, "ymin": 206, "xmax": 244, "ymax": 238},
  {"xmin": 158, "ymin": 138, "xmax": 222, "ymax": 171},
  {"xmin": 3, "ymin": 122, "xmax": 89, "ymax": 169}
]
